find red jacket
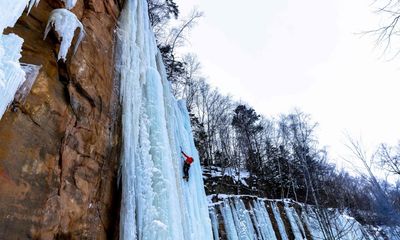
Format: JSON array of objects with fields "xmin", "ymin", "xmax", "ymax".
[{"xmin": 182, "ymin": 151, "xmax": 194, "ymax": 164}]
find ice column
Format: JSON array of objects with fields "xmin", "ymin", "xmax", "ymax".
[
  {"xmin": 252, "ymin": 200, "xmax": 277, "ymax": 240},
  {"xmin": 116, "ymin": 0, "xmax": 213, "ymax": 239},
  {"xmin": 271, "ymin": 202, "xmax": 289, "ymax": 240},
  {"xmin": 209, "ymin": 207, "xmax": 220, "ymax": 240},
  {"xmin": 220, "ymin": 199, "xmax": 239, "ymax": 240},
  {"xmin": 284, "ymin": 203, "xmax": 305, "ymax": 240},
  {"xmin": 231, "ymin": 197, "xmax": 257, "ymax": 240}
]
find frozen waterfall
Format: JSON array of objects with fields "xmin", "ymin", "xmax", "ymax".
[
  {"xmin": 115, "ymin": 0, "xmax": 213, "ymax": 239},
  {"xmin": 206, "ymin": 195, "xmax": 398, "ymax": 240}
]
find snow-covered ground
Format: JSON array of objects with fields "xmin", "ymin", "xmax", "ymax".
[{"xmin": 203, "ymin": 166, "xmax": 250, "ymax": 187}]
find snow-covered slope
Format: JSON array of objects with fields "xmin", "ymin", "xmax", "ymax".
[{"xmin": 115, "ymin": 0, "xmax": 213, "ymax": 239}]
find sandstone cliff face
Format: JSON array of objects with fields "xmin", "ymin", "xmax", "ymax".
[{"xmin": 0, "ymin": 1, "xmax": 124, "ymax": 239}]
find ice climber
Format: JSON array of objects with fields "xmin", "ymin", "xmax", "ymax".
[{"xmin": 181, "ymin": 149, "xmax": 194, "ymax": 181}]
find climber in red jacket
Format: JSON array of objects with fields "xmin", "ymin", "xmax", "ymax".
[{"xmin": 181, "ymin": 149, "xmax": 194, "ymax": 181}]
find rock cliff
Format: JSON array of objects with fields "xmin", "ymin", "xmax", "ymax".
[{"xmin": 0, "ymin": 1, "xmax": 124, "ymax": 239}]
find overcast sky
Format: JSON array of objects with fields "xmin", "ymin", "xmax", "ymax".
[{"xmin": 174, "ymin": 0, "xmax": 400, "ymax": 169}]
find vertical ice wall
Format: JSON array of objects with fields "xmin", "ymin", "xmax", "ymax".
[
  {"xmin": 116, "ymin": 0, "xmax": 213, "ymax": 239},
  {"xmin": 284, "ymin": 202, "xmax": 305, "ymax": 239},
  {"xmin": 0, "ymin": 0, "xmax": 30, "ymax": 120},
  {"xmin": 252, "ymin": 199, "xmax": 277, "ymax": 240},
  {"xmin": 209, "ymin": 207, "xmax": 220, "ymax": 240},
  {"xmin": 271, "ymin": 202, "xmax": 289, "ymax": 240},
  {"xmin": 220, "ymin": 198, "xmax": 239, "ymax": 240},
  {"xmin": 216, "ymin": 197, "xmax": 279, "ymax": 240}
]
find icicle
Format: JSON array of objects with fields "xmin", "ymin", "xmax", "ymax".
[
  {"xmin": 231, "ymin": 197, "xmax": 257, "ymax": 239},
  {"xmin": 14, "ymin": 64, "xmax": 41, "ymax": 103},
  {"xmin": 209, "ymin": 207, "xmax": 220, "ymax": 240},
  {"xmin": 271, "ymin": 202, "xmax": 289, "ymax": 240},
  {"xmin": 61, "ymin": 0, "xmax": 77, "ymax": 9},
  {"xmin": 27, "ymin": 0, "xmax": 40, "ymax": 14},
  {"xmin": 252, "ymin": 200, "xmax": 277, "ymax": 240},
  {"xmin": 283, "ymin": 203, "xmax": 304, "ymax": 240},
  {"xmin": 44, "ymin": 9, "xmax": 85, "ymax": 61},
  {"xmin": 220, "ymin": 199, "xmax": 239, "ymax": 240}
]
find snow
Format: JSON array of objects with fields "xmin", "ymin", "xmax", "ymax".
[
  {"xmin": 203, "ymin": 166, "xmax": 250, "ymax": 186},
  {"xmin": 61, "ymin": 0, "xmax": 77, "ymax": 9},
  {"xmin": 116, "ymin": 0, "xmax": 212, "ymax": 239},
  {"xmin": 44, "ymin": 9, "xmax": 85, "ymax": 61}
]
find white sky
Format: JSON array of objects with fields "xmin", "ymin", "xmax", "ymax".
[{"xmin": 174, "ymin": 0, "xmax": 400, "ymax": 170}]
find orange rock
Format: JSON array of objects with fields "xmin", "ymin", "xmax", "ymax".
[{"xmin": 0, "ymin": 1, "xmax": 123, "ymax": 239}]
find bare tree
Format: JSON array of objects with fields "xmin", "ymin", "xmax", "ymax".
[
  {"xmin": 378, "ymin": 143, "xmax": 400, "ymax": 176},
  {"xmin": 158, "ymin": 9, "xmax": 203, "ymax": 83},
  {"xmin": 345, "ymin": 136, "xmax": 400, "ymax": 224},
  {"xmin": 366, "ymin": 0, "xmax": 400, "ymax": 58}
]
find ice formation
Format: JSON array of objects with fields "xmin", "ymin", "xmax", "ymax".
[
  {"xmin": 61, "ymin": 0, "xmax": 77, "ymax": 10},
  {"xmin": 219, "ymin": 198, "xmax": 239, "ymax": 240},
  {"xmin": 215, "ymin": 197, "xmax": 278, "ymax": 240},
  {"xmin": 27, "ymin": 0, "xmax": 40, "ymax": 13},
  {"xmin": 14, "ymin": 64, "xmax": 41, "ymax": 103},
  {"xmin": 0, "ymin": 0, "xmax": 40, "ymax": 120},
  {"xmin": 44, "ymin": 9, "xmax": 85, "ymax": 61},
  {"xmin": 252, "ymin": 199, "xmax": 277, "ymax": 240},
  {"xmin": 271, "ymin": 202, "xmax": 289, "ymax": 240},
  {"xmin": 283, "ymin": 202, "xmax": 305, "ymax": 239},
  {"xmin": 0, "ymin": 34, "xmax": 26, "ymax": 119},
  {"xmin": 209, "ymin": 208, "xmax": 220, "ymax": 240},
  {"xmin": 116, "ymin": 0, "xmax": 212, "ymax": 239},
  {"xmin": 208, "ymin": 196, "xmax": 392, "ymax": 240}
]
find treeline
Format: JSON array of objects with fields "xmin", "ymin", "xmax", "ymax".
[{"xmin": 147, "ymin": 0, "xmax": 400, "ymax": 226}]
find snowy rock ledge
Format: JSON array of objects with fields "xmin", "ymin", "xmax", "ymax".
[{"xmin": 44, "ymin": 8, "xmax": 85, "ymax": 61}]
